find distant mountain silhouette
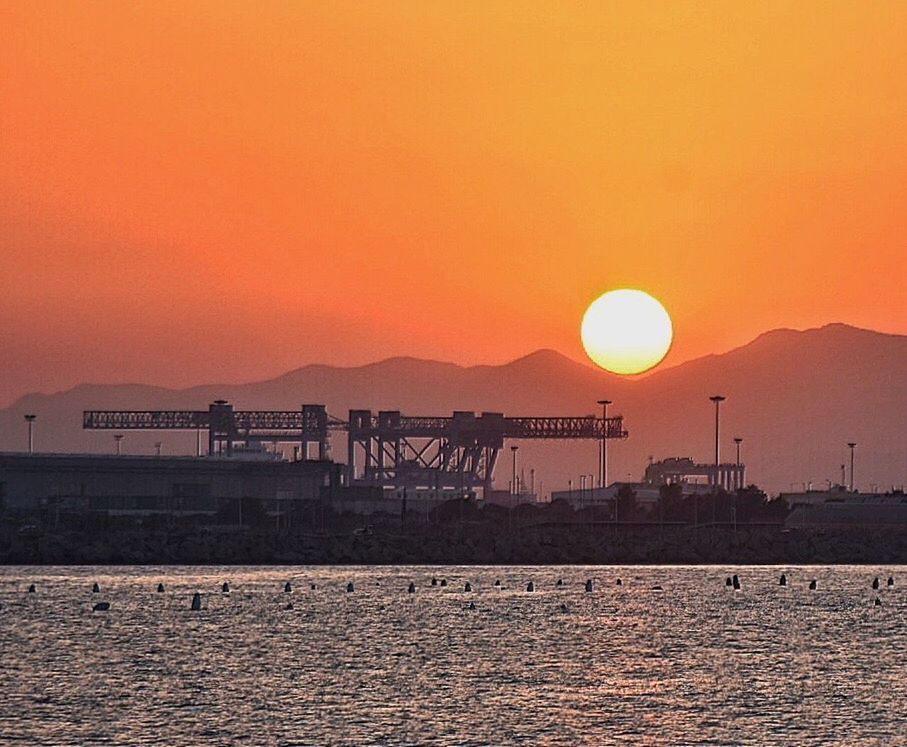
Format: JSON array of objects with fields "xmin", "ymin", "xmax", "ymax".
[{"xmin": 1, "ymin": 323, "xmax": 904, "ymax": 495}]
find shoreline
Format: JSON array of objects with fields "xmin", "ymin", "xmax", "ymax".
[{"xmin": 4, "ymin": 523, "xmax": 906, "ymax": 566}]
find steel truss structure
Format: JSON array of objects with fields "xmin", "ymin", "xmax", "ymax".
[{"xmin": 84, "ymin": 401, "xmax": 628, "ymax": 494}]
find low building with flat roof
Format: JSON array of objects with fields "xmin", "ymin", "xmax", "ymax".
[
  {"xmin": 0, "ymin": 452, "xmax": 340, "ymax": 517},
  {"xmin": 782, "ymin": 488, "xmax": 907, "ymax": 528}
]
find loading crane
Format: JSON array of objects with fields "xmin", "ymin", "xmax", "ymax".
[{"xmin": 84, "ymin": 400, "xmax": 628, "ymax": 495}]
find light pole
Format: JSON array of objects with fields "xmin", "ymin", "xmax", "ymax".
[
  {"xmin": 847, "ymin": 442, "xmax": 856, "ymax": 491},
  {"xmin": 114, "ymin": 434, "xmax": 124, "ymax": 456},
  {"xmin": 597, "ymin": 399, "xmax": 612, "ymax": 488},
  {"xmin": 155, "ymin": 442, "xmax": 162, "ymax": 457},
  {"xmin": 709, "ymin": 396, "xmax": 726, "ymax": 489},
  {"xmin": 733, "ymin": 437, "xmax": 742, "ymax": 539},
  {"xmin": 709, "ymin": 396, "xmax": 725, "ymax": 526},
  {"xmin": 24, "ymin": 414, "xmax": 36, "ymax": 454},
  {"xmin": 510, "ymin": 445, "xmax": 519, "ymax": 497}
]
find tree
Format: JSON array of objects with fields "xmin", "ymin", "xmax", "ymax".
[{"xmin": 614, "ymin": 485, "xmax": 637, "ymax": 522}]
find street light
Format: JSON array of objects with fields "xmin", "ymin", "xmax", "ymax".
[
  {"xmin": 510, "ymin": 445, "xmax": 519, "ymax": 497},
  {"xmin": 732, "ymin": 436, "xmax": 742, "ymax": 540},
  {"xmin": 24, "ymin": 414, "xmax": 36, "ymax": 454},
  {"xmin": 709, "ymin": 396, "xmax": 726, "ymax": 489},
  {"xmin": 847, "ymin": 442, "xmax": 857, "ymax": 492},
  {"xmin": 597, "ymin": 399, "xmax": 612, "ymax": 488},
  {"xmin": 114, "ymin": 434, "xmax": 124, "ymax": 456}
]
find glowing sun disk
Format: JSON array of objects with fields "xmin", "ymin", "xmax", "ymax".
[{"xmin": 581, "ymin": 289, "xmax": 673, "ymax": 375}]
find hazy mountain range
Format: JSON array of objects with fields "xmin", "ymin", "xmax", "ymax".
[{"xmin": 1, "ymin": 323, "xmax": 904, "ymax": 495}]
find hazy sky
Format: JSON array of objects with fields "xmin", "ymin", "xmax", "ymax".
[{"xmin": 2, "ymin": 3, "xmax": 906, "ymax": 406}]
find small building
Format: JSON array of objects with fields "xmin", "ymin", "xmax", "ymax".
[{"xmin": 484, "ymin": 489, "xmax": 539, "ymax": 508}]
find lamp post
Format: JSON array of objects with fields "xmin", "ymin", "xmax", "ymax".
[
  {"xmin": 847, "ymin": 442, "xmax": 856, "ymax": 492},
  {"xmin": 709, "ymin": 396, "xmax": 726, "ymax": 488},
  {"xmin": 733, "ymin": 437, "xmax": 742, "ymax": 539},
  {"xmin": 510, "ymin": 445, "xmax": 519, "ymax": 497},
  {"xmin": 597, "ymin": 399, "xmax": 612, "ymax": 488},
  {"xmin": 709, "ymin": 396, "xmax": 726, "ymax": 527},
  {"xmin": 24, "ymin": 414, "xmax": 36, "ymax": 454},
  {"xmin": 114, "ymin": 434, "xmax": 124, "ymax": 456},
  {"xmin": 155, "ymin": 442, "xmax": 162, "ymax": 457}
]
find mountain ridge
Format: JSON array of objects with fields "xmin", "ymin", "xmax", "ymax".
[{"xmin": 1, "ymin": 322, "xmax": 903, "ymax": 495}]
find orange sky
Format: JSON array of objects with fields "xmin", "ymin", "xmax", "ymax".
[{"xmin": 2, "ymin": 3, "xmax": 906, "ymax": 406}]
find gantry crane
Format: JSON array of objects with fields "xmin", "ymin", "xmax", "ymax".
[{"xmin": 84, "ymin": 400, "xmax": 628, "ymax": 495}]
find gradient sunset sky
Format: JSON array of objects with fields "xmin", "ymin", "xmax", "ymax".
[{"xmin": 2, "ymin": 3, "xmax": 906, "ymax": 406}]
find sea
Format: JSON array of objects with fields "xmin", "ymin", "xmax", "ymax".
[{"xmin": 0, "ymin": 565, "xmax": 904, "ymax": 746}]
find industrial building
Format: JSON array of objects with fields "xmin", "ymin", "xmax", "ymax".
[
  {"xmin": 643, "ymin": 456, "xmax": 745, "ymax": 491},
  {"xmin": 781, "ymin": 487, "xmax": 907, "ymax": 528},
  {"xmin": 0, "ymin": 452, "xmax": 341, "ymax": 517}
]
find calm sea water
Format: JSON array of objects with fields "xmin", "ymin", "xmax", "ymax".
[{"xmin": 0, "ymin": 565, "xmax": 903, "ymax": 746}]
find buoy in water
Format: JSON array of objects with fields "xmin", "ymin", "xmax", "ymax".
[
  {"xmin": 191, "ymin": 592, "xmax": 202, "ymax": 611},
  {"xmin": 464, "ymin": 582, "xmax": 472, "ymax": 592},
  {"xmin": 888, "ymin": 576, "xmax": 894, "ymax": 587},
  {"xmin": 92, "ymin": 601, "xmax": 110, "ymax": 612},
  {"xmin": 559, "ymin": 603, "xmax": 568, "ymax": 613},
  {"xmin": 285, "ymin": 602, "xmax": 294, "ymax": 610},
  {"xmin": 157, "ymin": 583, "xmax": 165, "ymax": 593},
  {"xmin": 440, "ymin": 579, "xmax": 447, "ymax": 587},
  {"xmin": 526, "ymin": 581, "xmax": 535, "ymax": 592},
  {"xmin": 779, "ymin": 574, "xmax": 787, "ymax": 586},
  {"xmin": 494, "ymin": 580, "xmax": 501, "ymax": 587},
  {"xmin": 311, "ymin": 583, "xmax": 317, "ymax": 590},
  {"xmin": 809, "ymin": 580, "xmax": 817, "ymax": 590},
  {"xmin": 27, "ymin": 584, "xmax": 36, "ymax": 593},
  {"xmin": 652, "ymin": 585, "xmax": 664, "ymax": 591},
  {"xmin": 725, "ymin": 577, "xmax": 732, "ymax": 587},
  {"xmin": 468, "ymin": 602, "xmax": 476, "ymax": 610},
  {"xmin": 556, "ymin": 579, "xmax": 563, "ymax": 587},
  {"xmin": 284, "ymin": 582, "xmax": 292, "ymax": 593},
  {"xmin": 408, "ymin": 582, "xmax": 416, "ymax": 594},
  {"xmin": 874, "ymin": 597, "xmax": 882, "ymax": 606},
  {"xmin": 732, "ymin": 575, "xmax": 740, "ymax": 590},
  {"xmin": 346, "ymin": 582, "xmax": 354, "ymax": 593},
  {"xmin": 872, "ymin": 577, "xmax": 880, "ymax": 590},
  {"xmin": 92, "ymin": 582, "xmax": 100, "ymax": 593},
  {"xmin": 431, "ymin": 578, "xmax": 437, "ymax": 586},
  {"xmin": 585, "ymin": 580, "xmax": 593, "ymax": 593},
  {"xmin": 221, "ymin": 582, "xmax": 230, "ymax": 593},
  {"xmin": 616, "ymin": 579, "xmax": 622, "ymax": 586}
]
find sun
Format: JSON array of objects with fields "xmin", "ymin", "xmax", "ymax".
[{"xmin": 581, "ymin": 289, "xmax": 673, "ymax": 375}]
